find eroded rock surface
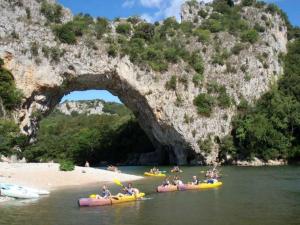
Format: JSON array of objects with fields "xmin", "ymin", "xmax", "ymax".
[{"xmin": 0, "ymin": 0, "xmax": 287, "ymax": 164}]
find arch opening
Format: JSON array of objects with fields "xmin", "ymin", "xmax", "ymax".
[{"xmin": 24, "ymin": 89, "xmax": 160, "ymax": 166}]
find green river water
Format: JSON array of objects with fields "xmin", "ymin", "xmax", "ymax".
[{"xmin": 0, "ymin": 166, "xmax": 299, "ymax": 225}]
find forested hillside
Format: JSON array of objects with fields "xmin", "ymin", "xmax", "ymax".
[{"xmin": 220, "ymin": 38, "xmax": 300, "ymax": 163}]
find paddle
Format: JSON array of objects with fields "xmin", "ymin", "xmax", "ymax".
[{"xmin": 113, "ymin": 178, "xmax": 124, "ymax": 187}]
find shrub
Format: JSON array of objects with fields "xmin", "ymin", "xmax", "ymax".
[
  {"xmin": 198, "ymin": 138, "xmax": 213, "ymax": 153},
  {"xmin": 194, "ymin": 93, "xmax": 215, "ymax": 117},
  {"xmin": 231, "ymin": 43, "xmax": 244, "ymax": 55},
  {"xmin": 0, "ymin": 58, "xmax": 4, "ymax": 67},
  {"xmin": 127, "ymin": 16, "xmax": 141, "ymax": 24},
  {"xmin": 0, "ymin": 67, "xmax": 23, "ymax": 110},
  {"xmin": 219, "ymin": 135, "xmax": 237, "ymax": 159},
  {"xmin": 254, "ymin": 23, "xmax": 265, "ymax": 33},
  {"xmin": 50, "ymin": 47, "xmax": 65, "ymax": 62},
  {"xmin": 25, "ymin": 7, "xmax": 31, "ymax": 20},
  {"xmin": 134, "ymin": 22, "xmax": 155, "ymax": 41},
  {"xmin": 40, "ymin": 1, "xmax": 63, "ymax": 23},
  {"xmin": 107, "ymin": 44, "xmax": 118, "ymax": 57},
  {"xmin": 217, "ymin": 90, "xmax": 231, "ymax": 108},
  {"xmin": 180, "ymin": 21, "xmax": 194, "ymax": 34},
  {"xmin": 95, "ymin": 17, "xmax": 110, "ymax": 39},
  {"xmin": 189, "ymin": 52, "xmax": 204, "ymax": 74},
  {"xmin": 59, "ymin": 160, "xmax": 75, "ymax": 171},
  {"xmin": 241, "ymin": 0, "xmax": 255, "ymax": 6},
  {"xmin": 0, "ymin": 119, "xmax": 27, "ymax": 156},
  {"xmin": 244, "ymin": 73, "xmax": 251, "ymax": 81},
  {"xmin": 198, "ymin": 9, "xmax": 208, "ymax": 18},
  {"xmin": 116, "ymin": 23, "xmax": 132, "ymax": 35},
  {"xmin": 165, "ymin": 75, "xmax": 177, "ymax": 91},
  {"xmin": 241, "ymin": 29, "xmax": 259, "ymax": 43},
  {"xmin": 53, "ymin": 24, "xmax": 77, "ymax": 44},
  {"xmin": 192, "ymin": 73, "xmax": 204, "ymax": 86},
  {"xmin": 194, "ymin": 29, "xmax": 211, "ymax": 43},
  {"xmin": 30, "ymin": 41, "xmax": 39, "ymax": 56}
]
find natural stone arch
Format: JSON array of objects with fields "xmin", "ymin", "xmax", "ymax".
[
  {"xmin": 0, "ymin": 0, "xmax": 288, "ymax": 165},
  {"xmin": 7, "ymin": 54, "xmax": 193, "ymax": 165}
]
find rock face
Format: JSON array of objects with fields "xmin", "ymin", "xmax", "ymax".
[
  {"xmin": 57, "ymin": 100, "xmax": 105, "ymax": 115},
  {"xmin": 0, "ymin": 0, "xmax": 288, "ymax": 165}
]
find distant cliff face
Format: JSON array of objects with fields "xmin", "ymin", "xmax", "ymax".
[
  {"xmin": 0, "ymin": 0, "xmax": 287, "ymax": 165},
  {"xmin": 57, "ymin": 100, "xmax": 105, "ymax": 115}
]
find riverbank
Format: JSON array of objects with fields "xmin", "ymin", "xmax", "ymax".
[{"xmin": 0, "ymin": 163, "xmax": 143, "ymax": 191}]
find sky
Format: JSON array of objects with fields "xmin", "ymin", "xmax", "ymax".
[{"xmin": 59, "ymin": 0, "xmax": 300, "ymax": 103}]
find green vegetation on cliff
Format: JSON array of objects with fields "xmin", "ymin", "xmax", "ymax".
[
  {"xmin": 220, "ymin": 39, "xmax": 300, "ymax": 162},
  {"xmin": 24, "ymin": 102, "xmax": 154, "ymax": 165},
  {"xmin": 0, "ymin": 58, "xmax": 26, "ymax": 156},
  {"xmin": 0, "ymin": 59, "xmax": 23, "ymax": 110}
]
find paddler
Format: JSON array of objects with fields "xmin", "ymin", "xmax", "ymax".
[
  {"xmin": 123, "ymin": 183, "xmax": 139, "ymax": 196},
  {"xmin": 173, "ymin": 175, "xmax": 183, "ymax": 185},
  {"xmin": 162, "ymin": 176, "xmax": 171, "ymax": 186}
]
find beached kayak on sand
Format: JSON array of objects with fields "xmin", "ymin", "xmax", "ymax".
[
  {"xmin": 157, "ymin": 182, "xmax": 223, "ymax": 192},
  {"xmin": 144, "ymin": 172, "xmax": 166, "ymax": 177},
  {"xmin": 0, "ymin": 187, "xmax": 40, "ymax": 199},
  {"xmin": 0, "ymin": 183, "xmax": 50, "ymax": 195},
  {"xmin": 78, "ymin": 193, "xmax": 145, "ymax": 207}
]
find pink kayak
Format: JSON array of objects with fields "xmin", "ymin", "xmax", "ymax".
[
  {"xmin": 157, "ymin": 182, "xmax": 223, "ymax": 193},
  {"xmin": 156, "ymin": 184, "xmax": 186, "ymax": 192},
  {"xmin": 78, "ymin": 198, "xmax": 111, "ymax": 207}
]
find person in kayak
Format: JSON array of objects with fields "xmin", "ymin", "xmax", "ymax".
[
  {"xmin": 96, "ymin": 185, "xmax": 111, "ymax": 199},
  {"xmin": 162, "ymin": 177, "xmax": 171, "ymax": 186},
  {"xmin": 171, "ymin": 166, "xmax": 182, "ymax": 173},
  {"xmin": 173, "ymin": 175, "xmax": 183, "ymax": 185},
  {"xmin": 150, "ymin": 166, "xmax": 160, "ymax": 174},
  {"xmin": 123, "ymin": 183, "xmax": 139, "ymax": 196},
  {"xmin": 191, "ymin": 176, "xmax": 199, "ymax": 185}
]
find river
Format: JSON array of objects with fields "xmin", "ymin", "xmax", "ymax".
[{"xmin": 0, "ymin": 166, "xmax": 299, "ymax": 225}]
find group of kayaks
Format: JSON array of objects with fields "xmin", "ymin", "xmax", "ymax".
[
  {"xmin": 0, "ymin": 183, "xmax": 50, "ymax": 199},
  {"xmin": 79, "ymin": 169, "xmax": 223, "ymax": 207}
]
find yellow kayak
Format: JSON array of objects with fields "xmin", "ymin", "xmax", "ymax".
[
  {"xmin": 111, "ymin": 192, "xmax": 145, "ymax": 204},
  {"xmin": 144, "ymin": 172, "xmax": 166, "ymax": 177},
  {"xmin": 81, "ymin": 193, "xmax": 145, "ymax": 206},
  {"xmin": 184, "ymin": 182, "xmax": 223, "ymax": 190}
]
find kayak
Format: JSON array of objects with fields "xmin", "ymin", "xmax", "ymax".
[
  {"xmin": 0, "ymin": 183, "xmax": 50, "ymax": 195},
  {"xmin": 157, "ymin": 182, "xmax": 223, "ymax": 193},
  {"xmin": 0, "ymin": 187, "xmax": 39, "ymax": 199},
  {"xmin": 144, "ymin": 172, "xmax": 166, "ymax": 177},
  {"xmin": 182, "ymin": 182, "xmax": 223, "ymax": 190},
  {"xmin": 78, "ymin": 193, "xmax": 145, "ymax": 207},
  {"xmin": 156, "ymin": 185, "xmax": 178, "ymax": 192}
]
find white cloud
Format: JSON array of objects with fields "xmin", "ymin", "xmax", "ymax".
[
  {"xmin": 140, "ymin": 0, "xmax": 164, "ymax": 8},
  {"xmin": 122, "ymin": 0, "xmax": 135, "ymax": 8},
  {"xmin": 139, "ymin": 0, "xmax": 214, "ymax": 22}
]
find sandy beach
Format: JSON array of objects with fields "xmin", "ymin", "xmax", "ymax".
[{"xmin": 0, "ymin": 163, "xmax": 143, "ymax": 191}]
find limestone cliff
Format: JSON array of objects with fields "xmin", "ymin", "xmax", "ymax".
[
  {"xmin": 0, "ymin": 0, "xmax": 288, "ymax": 165},
  {"xmin": 57, "ymin": 100, "xmax": 105, "ymax": 116}
]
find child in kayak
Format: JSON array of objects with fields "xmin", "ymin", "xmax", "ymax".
[
  {"xmin": 96, "ymin": 185, "xmax": 111, "ymax": 199},
  {"xmin": 191, "ymin": 176, "xmax": 199, "ymax": 185}
]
